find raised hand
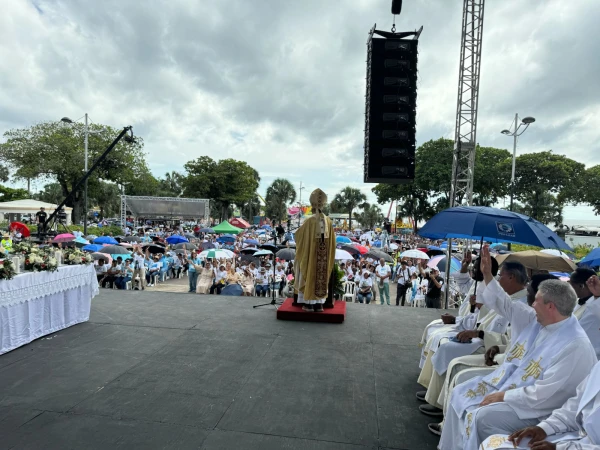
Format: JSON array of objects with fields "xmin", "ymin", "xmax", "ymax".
[
  {"xmin": 480, "ymin": 244, "xmax": 493, "ymax": 283},
  {"xmin": 587, "ymin": 275, "xmax": 600, "ymax": 297}
]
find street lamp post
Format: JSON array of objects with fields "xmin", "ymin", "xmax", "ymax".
[
  {"xmin": 501, "ymin": 114, "xmax": 535, "ymax": 250},
  {"xmin": 61, "ymin": 114, "xmax": 90, "ymax": 235},
  {"xmin": 298, "ymin": 181, "xmax": 305, "ymax": 228}
]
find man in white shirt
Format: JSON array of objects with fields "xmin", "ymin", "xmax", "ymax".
[
  {"xmin": 376, "ymin": 257, "xmax": 392, "ymax": 305},
  {"xmin": 255, "ymin": 267, "xmax": 270, "ymax": 297},
  {"xmin": 396, "ymin": 260, "xmax": 412, "ymax": 306},
  {"xmin": 439, "ymin": 245, "xmax": 598, "ymax": 450},
  {"xmin": 357, "ymin": 272, "xmax": 373, "ymax": 304}
]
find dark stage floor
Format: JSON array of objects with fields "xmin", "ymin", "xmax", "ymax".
[{"xmin": 0, "ymin": 291, "xmax": 443, "ymax": 450}]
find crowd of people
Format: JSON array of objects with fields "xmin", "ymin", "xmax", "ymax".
[{"xmin": 414, "ymin": 245, "xmax": 600, "ymax": 449}]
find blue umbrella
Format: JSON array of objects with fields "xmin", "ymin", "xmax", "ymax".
[
  {"xmin": 579, "ymin": 247, "xmax": 600, "ymax": 267},
  {"xmin": 245, "ymin": 239, "xmax": 259, "ymax": 246},
  {"xmin": 336, "ymin": 236, "xmax": 352, "ymax": 244},
  {"xmin": 220, "ymin": 283, "xmax": 243, "ymax": 296},
  {"xmin": 427, "ymin": 245, "xmax": 443, "ymax": 251},
  {"xmin": 261, "ymin": 225, "xmax": 272, "ymax": 230},
  {"xmin": 82, "ymin": 244, "xmax": 104, "ymax": 252},
  {"xmin": 199, "ymin": 228, "xmax": 214, "ymax": 234},
  {"xmin": 94, "ymin": 236, "xmax": 118, "ymax": 245},
  {"xmin": 418, "ymin": 206, "xmax": 571, "ymax": 251},
  {"xmin": 166, "ymin": 235, "xmax": 189, "ymax": 244},
  {"xmin": 372, "ymin": 240, "xmax": 382, "ymax": 248},
  {"xmin": 201, "ymin": 242, "xmax": 216, "ymax": 250},
  {"xmin": 217, "ymin": 234, "xmax": 236, "ymax": 243}
]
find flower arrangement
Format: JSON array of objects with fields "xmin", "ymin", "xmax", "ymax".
[
  {"xmin": 0, "ymin": 259, "xmax": 17, "ymax": 281},
  {"xmin": 63, "ymin": 248, "xmax": 93, "ymax": 265},
  {"xmin": 24, "ymin": 252, "xmax": 58, "ymax": 272},
  {"xmin": 12, "ymin": 241, "xmax": 34, "ymax": 256}
]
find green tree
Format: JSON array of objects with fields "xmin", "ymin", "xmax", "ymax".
[
  {"xmin": 182, "ymin": 156, "xmax": 260, "ymax": 221},
  {"xmin": 237, "ymin": 194, "xmax": 262, "ymax": 222},
  {"xmin": 34, "ymin": 182, "xmax": 63, "ymax": 204},
  {"xmin": 157, "ymin": 171, "xmax": 184, "ymax": 197},
  {"xmin": 355, "ymin": 203, "xmax": 384, "ymax": 230},
  {"xmin": 0, "ymin": 185, "xmax": 29, "ymax": 202},
  {"xmin": 0, "ymin": 164, "xmax": 8, "ymax": 183},
  {"xmin": 0, "ymin": 121, "xmax": 150, "ymax": 223},
  {"xmin": 583, "ymin": 165, "xmax": 600, "ymax": 215},
  {"xmin": 90, "ymin": 182, "xmax": 121, "ymax": 219},
  {"xmin": 511, "ymin": 192, "xmax": 564, "ymax": 225},
  {"xmin": 265, "ymin": 178, "xmax": 296, "ymax": 223},
  {"xmin": 372, "ymin": 183, "xmax": 435, "ymax": 233},
  {"xmin": 508, "ymin": 151, "xmax": 585, "ymax": 221},
  {"xmin": 332, "ymin": 186, "xmax": 367, "ymax": 231}
]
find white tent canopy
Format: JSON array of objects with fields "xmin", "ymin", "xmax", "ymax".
[{"xmin": 0, "ymin": 199, "xmax": 73, "ymax": 224}]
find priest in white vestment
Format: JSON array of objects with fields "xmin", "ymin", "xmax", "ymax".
[
  {"xmin": 438, "ymin": 246, "xmax": 597, "ymax": 450},
  {"xmin": 417, "ymin": 261, "xmax": 527, "ymax": 415},
  {"xmin": 479, "ymin": 359, "xmax": 600, "ymax": 449}
]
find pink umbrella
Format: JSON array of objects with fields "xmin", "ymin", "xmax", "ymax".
[
  {"xmin": 119, "ymin": 242, "xmax": 134, "ymax": 248},
  {"xmin": 53, "ymin": 233, "xmax": 76, "ymax": 243},
  {"xmin": 91, "ymin": 252, "xmax": 112, "ymax": 263}
]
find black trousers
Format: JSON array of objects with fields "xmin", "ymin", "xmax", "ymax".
[
  {"xmin": 396, "ymin": 284, "xmax": 409, "ymax": 306},
  {"xmin": 425, "ymin": 295, "xmax": 441, "ymax": 309},
  {"xmin": 210, "ymin": 283, "xmax": 223, "ymax": 295}
]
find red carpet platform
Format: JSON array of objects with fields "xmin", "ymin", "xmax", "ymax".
[{"xmin": 276, "ymin": 298, "xmax": 346, "ymax": 323}]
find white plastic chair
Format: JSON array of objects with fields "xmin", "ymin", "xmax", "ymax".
[{"xmin": 343, "ymin": 281, "xmax": 357, "ymax": 302}]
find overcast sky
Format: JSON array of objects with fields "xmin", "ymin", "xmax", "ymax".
[{"xmin": 1, "ymin": 0, "xmax": 599, "ymax": 222}]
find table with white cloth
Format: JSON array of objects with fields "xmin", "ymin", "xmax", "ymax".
[{"xmin": 0, "ymin": 264, "xmax": 99, "ymax": 355}]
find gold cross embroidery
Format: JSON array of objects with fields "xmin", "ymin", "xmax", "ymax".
[
  {"xmin": 475, "ymin": 382, "xmax": 488, "ymax": 397},
  {"xmin": 521, "ymin": 357, "xmax": 543, "ymax": 382},
  {"xmin": 465, "ymin": 412, "xmax": 473, "ymax": 438},
  {"xmin": 486, "ymin": 435, "xmax": 507, "ymax": 449},
  {"xmin": 506, "ymin": 342, "xmax": 526, "ymax": 362},
  {"xmin": 507, "ymin": 383, "xmax": 517, "ymax": 390},
  {"xmin": 490, "ymin": 370, "xmax": 505, "ymax": 385},
  {"xmin": 465, "ymin": 388, "xmax": 477, "ymax": 399}
]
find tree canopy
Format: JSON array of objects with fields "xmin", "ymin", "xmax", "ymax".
[
  {"xmin": 332, "ymin": 186, "xmax": 367, "ymax": 230},
  {"xmin": 265, "ymin": 178, "xmax": 296, "ymax": 223}
]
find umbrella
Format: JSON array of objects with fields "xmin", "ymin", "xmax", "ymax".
[
  {"xmin": 244, "ymin": 239, "xmax": 259, "ymax": 246},
  {"xmin": 550, "ymin": 271, "xmax": 572, "ymax": 282},
  {"xmin": 255, "ymin": 229, "xmax": 266, "ymax": 235},
  {"xmin": 143, "ymin": 244, "xmax": 166, "ymax": 254},
  {"xmin": 118, "ymin": 242, "xmax": 134, "ymax": 248},
  {"xmin": 100, "ymin": 245, "xmax": 131, "ymax": 255},
  {"xmin": 199, "ymin": 249, "xmax": 233, "ymax": 259},
  {"xmin": 400, "ymin": 249, "xmax": 430, "ymax": 260},
  {"xmin": 121, "ymin": 236, "xmax": 141, "ymax": 243},
  {"xmin": 276, "ymin": 248, "xmax": 296, "ymax": 260},
  {"xmin": 261, "ymin": 225, "xmax": 272, "ymax": 230},
  {"xmin": 166, "ymin": 235, "xmax": 189, "ymax": 245},
  {"xmin": 427, "ymin": 255, "xmax": 461, "ymax": 273},
  {"xmin": 496, "ymin": 251, "xmax": 577, "ymax": 272},
  {"xmin": 200, "ymin": 242, "xmax": 216, "ymax": 250},
  {"xmin": 579, "ymin": 248, "xmax": 600, "ymax": 267},
  {"xmin": 366, "ymin": 249, "xmax": 394, "ymax": 263},
  {"xmin": 418, "ymin": 206, "xmax": 571, "ymax": 251},
  {"xmin": 174, "ymin": 242, "xmax": 196, "ymax": 250},
  {"xmin": 184, "ymin": 233, "xmax": 196, "ymax": 240},
  {"xmin": 540, "ymin": 249, "xmax": 571, "ymax": 259},
  {"xmin": 239, "ymin": 254, "xmax": 259, "ymax": 265},
  {"xmin": 82, "ymin": 244, "xmax": 104, "ymax": 252},
  {"xmin": 253, "ymin": 250, "xmax": 274, "ymax": 257},
  {"xmin": 259, "ymin": 244, "xmax": 278, "ymax": 253},
  {"xmin": 94, "ymin": 236, "xmax": 119, "ymax": 245},
  {"xmin": 221, "ymin": 283, "xmax": 243, "ymax": 296},
  {"xmin": 53, "ymin": 233, "xmax": 76, "ymax": 243},
  {"xmin": 85, "ymin": 234, "xmax": 98, "ymax": 240},
  {"xmin": 389, "ymin": 243, "xmax": 399, "ymax": 250},
  {"xmin": 74, "ymin": 236, "xmax": 89, "ymax": 244},
  {"xmin": 241, "ymin": 247, "xmax": 259, "ymax": 254},
  {"xmin": 352, "ymin": 244, "xmax": 369, "ymax": 255},
  {"xmin": 91, "ymin": 252, "xmax": 112, "ymax": 263},
  {"xmin": 9, "ymin": 222, "xmax": 30, "ymax": 237},
  {"xmin": 336, "ymin": 236, "xmax": 352, "ymax": 244},
  {"xmin": 217, "ymin": 234, "xmax": 236, "ymax": 243},
  {"xmin": 335, "ymin": 249, "xmax": 355, "ymax": 260},
  {"xmin": 199, "ymin": 228, "xmax": 215, "ymax": 234},
  {"xmin": 372, "ymin": 240, "xmax": 382, "ymax": 248},
  {"xmin": 340, "ymin": 244, "xmax": 361, "ymax": 256}
]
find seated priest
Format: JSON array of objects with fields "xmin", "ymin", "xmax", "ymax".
[
  {"xmin": 418, "ymin": 255, "xmax": 498, "ymax": 369},
  {"xmin": 438, "ymin": 245, "xmax": 597, "ymax": 450},
  {"xmin": 417, "ymin": 260, "xmax": 527, "ymax": 416},
  {"xmin": 479, "ymin": 358, "xmax": 600, "ymax": 449}
]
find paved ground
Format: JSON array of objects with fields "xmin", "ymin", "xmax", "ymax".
[{"xmin": 0, "ymin": 288, "xmax": 445, "ymax": 450}]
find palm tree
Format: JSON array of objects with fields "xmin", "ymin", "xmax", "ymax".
[
  {"xmin": 265, "ymin": 178, "xmax": 296, "ymax": 223},
  {"xmin": 332, "ymin": 186, "xmax": 367, "ymax": 230},
  {"xmin": 355, "ymin": 203, "xmax": 384, "ymax": 230}
]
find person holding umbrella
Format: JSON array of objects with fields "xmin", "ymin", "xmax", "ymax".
[{"xmin": 131, "ymin": 246, "xmax": 147, "ymax": 290}]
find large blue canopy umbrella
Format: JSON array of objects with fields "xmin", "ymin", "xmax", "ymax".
[
  {"xmin": 82, "ymin": 244, "xmax": 104, "ymax": 252},
  {"xmin": 94, "ymin": 236, "xmax": 118, "ymax": 245},
  {"xmin": 166, "ymin": 235, "xmax": 188, "ymax": 244},
  {"xmin": 244, "ymin": 239, "xmax": 259, "ymax": 246},
  {"xmin": 220, "ymin": 283, "xmax": 243, "ymax": 296},
  {"xmin": 336, "ymin": 236, "xmax": 352, "ymax": 244},
  {"xmin": 579, "ymin": 247, "xmax": 600, "ymax": 267},
  {"xmin": 418, "ymin": 206, "xmax": 571, "ymax": 251}
]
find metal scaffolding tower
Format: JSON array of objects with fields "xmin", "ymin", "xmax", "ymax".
[
  {"xmin": 449, "ymin": 0, "xmax": 485, "ymax": 208},
  {"xmin": 445, "ymin": 0, "xmax": 485, "ymax": 308}
]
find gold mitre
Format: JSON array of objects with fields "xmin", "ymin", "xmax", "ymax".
[{"xmin": 309, "ymin": 188, "xmax": 327, "ymax": 211}]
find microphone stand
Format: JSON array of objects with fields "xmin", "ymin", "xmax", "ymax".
[{"xmin": 253, "ymin": 228, "xmax": 283, "ymax": 309}]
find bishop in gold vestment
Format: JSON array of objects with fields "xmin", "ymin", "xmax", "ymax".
[{"xmin": 294, "ymin": 188, "xmax": 336, "ymax": 311}]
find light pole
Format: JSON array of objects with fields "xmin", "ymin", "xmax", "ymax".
[
  {"xmin": 501, "ymin": 114, "xmax": 536, "ymax": 212},
  {"xmin": 61, "ymin": 114, "xmax": 91, "ymax": 235},
  {"xmin": 298, "ymin": 181, "xmax": 305, "ymax": 228}
]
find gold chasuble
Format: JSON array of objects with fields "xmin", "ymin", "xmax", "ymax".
[{"xmin": 294, "ymin": 189, "xmax": 336, "ymax": 303}]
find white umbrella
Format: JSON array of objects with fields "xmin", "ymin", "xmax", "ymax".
[
  {"xmin": 335, "ymin": 249, "xmax": 354, "ymax": 260},
  {"xmin": 199, "ymin": 249, "xmax": 233, "ymax": 259},
  {"xmin": 253, "ymin": 250, "xmax": 274, "ymax": 257},
  {"xmin": 540, "ymin": 249, "xmax": 571, "ymax": 259},
  {"xmin": 400, "ymin": 249, "xmax": 430, "ymax": 260},
  {"xmin": 389, "ymin": 243, "xmax": 399, "ymax": 250}
]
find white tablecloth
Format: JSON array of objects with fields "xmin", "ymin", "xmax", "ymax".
[{"xmin": 0, "ymin": 264, "xmax": 99, "ymax": 355}]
